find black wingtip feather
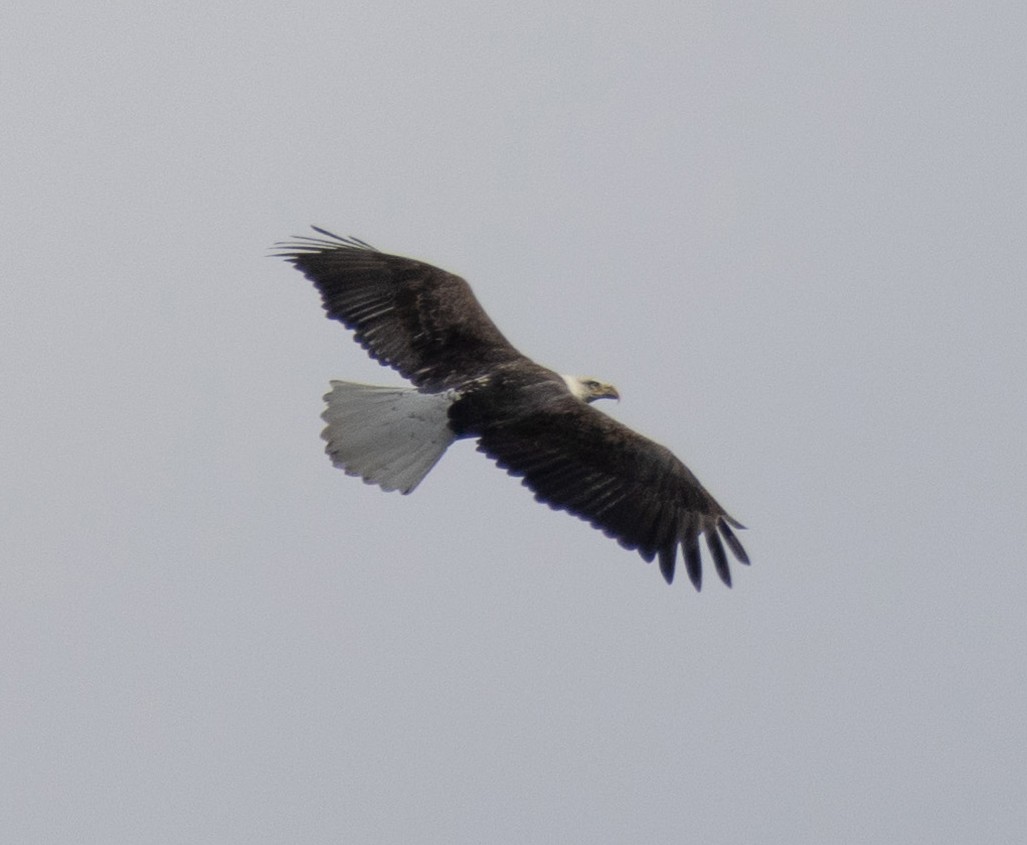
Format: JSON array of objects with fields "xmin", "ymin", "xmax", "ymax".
[
  {"xmin": 658, "ymin": 547, "xmax": 676, "ymax": 584},
  {"xmin": 706, "ymin": 530, "xmax": 732, "ymax": 587},
  {"xmin": 309, "ymin": 225, "xmax": 346, "ymax": 241},
  {"xmin": 683, "ymin": 530, "xmax": 702, "ymax": 591},
  {"xmin": 718, "ymin": 520, "xmax": 750, "ymax": 566}
]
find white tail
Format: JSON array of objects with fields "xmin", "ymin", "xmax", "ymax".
[{"xmin": 321, "ymin": 381, "xmax": 458, "ymax": 494}]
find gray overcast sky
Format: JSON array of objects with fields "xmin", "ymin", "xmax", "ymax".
[{"xmin": 3, "ymin": 2, "xmax": 1026, "ymax": 842}]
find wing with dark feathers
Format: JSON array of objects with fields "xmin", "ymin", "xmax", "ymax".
[
  {"xmin": 275, "ymin": 228, "xmax": 528, "ymax": 391},
  {"xmin": 476, "ymin": 397, "xmax": 749, "ymax": 589}
]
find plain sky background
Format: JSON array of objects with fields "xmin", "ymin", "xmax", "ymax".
[{"xmin": 3, "ymin": 2, "xmax": 1026, "ymax": 842}]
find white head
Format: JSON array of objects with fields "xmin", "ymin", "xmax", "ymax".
[{"xmin": 561, "ymin": 374, "xmax": 620, "ymax": 404}]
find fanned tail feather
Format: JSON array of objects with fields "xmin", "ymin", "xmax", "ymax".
[{"xmin": 321, "ymin": 381, "xmax": 458, "ymax": 494}]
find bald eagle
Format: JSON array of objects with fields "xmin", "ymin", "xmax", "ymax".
[{"xmin": 277, "ymin": 228, "xmax": 749, "ymax": 589}]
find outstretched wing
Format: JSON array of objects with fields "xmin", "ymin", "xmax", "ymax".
[
  {"xmin": 276, "ymin": 228, "xmax": 528, "ymax": 391},
  {"xmin": 477, "ymin": 397, "xmax": 749, "ymax": 589}
]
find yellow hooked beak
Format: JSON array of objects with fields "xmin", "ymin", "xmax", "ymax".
[{"xmin": 592, "ymin": 382, "xmax": 620, "ymax": 403}]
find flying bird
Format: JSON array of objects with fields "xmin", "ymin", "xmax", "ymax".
[{"xmin": 276, "ymin": 228, "xmax": 749, "ymax": 589}]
